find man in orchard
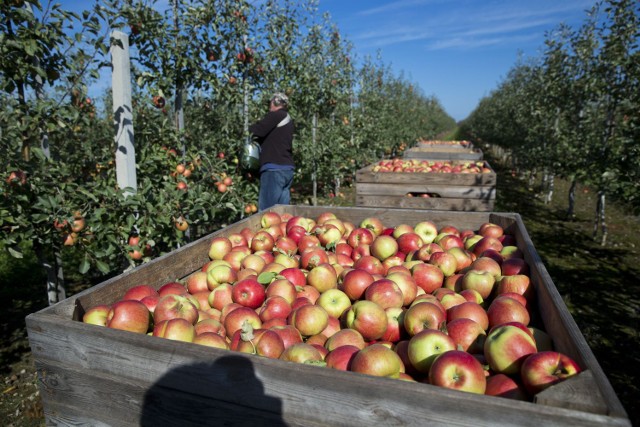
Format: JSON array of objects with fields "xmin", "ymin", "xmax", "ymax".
[{"xmin": 249, "ymin": 92, "xmax": 295, "ymax": 211}]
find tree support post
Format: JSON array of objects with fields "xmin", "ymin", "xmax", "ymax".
[{"xmin": 111, "ymin": 30, "xmax": 138, "ymax": 198}]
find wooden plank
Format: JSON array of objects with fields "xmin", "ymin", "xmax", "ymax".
[
  {"xmin": 355, "ymin": 195, "xmax": 495, "ymax": 211},
  {"xmin": 26, "ymin": 311, "xmax": 629, "ymax": 427},
  {"xmin": 417, "ymin": 140, "xmax": 474, "ymax": 150},
  {"xmin": 534, "ymin": 370, "xmax": 608, "ymax": 415},
  {"xmin": 403, "ymin": 148, "xmax": 483, "ymax": 160},
  {"xmin": 356, "ymin": 182, "xmax": 496, "ymax": 199}
]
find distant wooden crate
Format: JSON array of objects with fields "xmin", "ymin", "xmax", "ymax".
[
  {"xmin": 355, "ymin": 161, "xmax": 496, "ymax": 211},
  {"xmin": 416, "ymin": 139, "xmax": 474, "ymax": 149},
  {"xmin": 403, "ymin": 146, "xmax": 484, "ymax": 160},
  {"xmin": 25, "ymin": 206, "xmax": 630, "ymax": 426}
]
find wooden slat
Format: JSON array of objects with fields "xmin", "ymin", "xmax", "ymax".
[
  {"xmin": 356, "ymin": 182, "xmax": 496, "ymax": 199},
  {"xmin": 26, "ymin": 310, "xmax": 629, "ymax": 427},
  {"xmin": 356, "ymin": 166, "xmax": 497, "ymax": 186},
  {"xmin": 355, "ymin": 195, "xmax": 495, "ymax": 211},
  {"xmin": 403, "ymin": 148, "xmax": 484, "ymax": 160},
  {"xmin": 534, "ymin": 370, "xmax": 608, "ymax": 415}
]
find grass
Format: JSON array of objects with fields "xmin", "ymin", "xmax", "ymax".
[{"xmin": 1, "ymin": 148, "xmax": 639, "ymax": 426}]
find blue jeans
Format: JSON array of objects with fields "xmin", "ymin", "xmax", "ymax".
[{"xmin": 259, "ymin": 169, "xmax": 294, "ymax": 211}]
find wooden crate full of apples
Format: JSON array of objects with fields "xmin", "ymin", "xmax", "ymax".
[{"xmin": 26, "ymin": 206, "xmax": 630, "ymax": 426}]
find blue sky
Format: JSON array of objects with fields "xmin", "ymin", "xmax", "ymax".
[
  {"xmin": 316, "ymin": 0, "xmax": 597, "ymax": 121},
  {"xmin": 62, "ymin": 0, "xmax": 597, "ymax": 122}
]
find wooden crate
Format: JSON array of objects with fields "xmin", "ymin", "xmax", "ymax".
[
  {"xmin": 403, "ymin": 146, "xmax": 484, "ymax": 160},
  {"xmin": 417, "ymin": 140, "xmax": 474, "ymax": 149},
  {"xmin": 355, "ymin": 162, "xmax": 496, "ymax": 211},
  {"xmin": 26, "ymin": 206, "xmax": 630, "ymax": 427}
]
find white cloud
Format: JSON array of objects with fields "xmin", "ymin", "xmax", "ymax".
[{"xmin": 348, "ymin": 0, "xmax": 594, "ymax": 51}]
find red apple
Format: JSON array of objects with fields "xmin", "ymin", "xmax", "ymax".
[
  {"xmin": 429, "ymin": 251, "xmax": 458, "ymax": 277},
  {"xmin": 324, "ymin": 327, "xmax": 366, "ymax": 351},
  {"xmin": 446, "ymin": 301, "xmax": 489, "ymax": 330},
  {"xmin": 279, "ymin": 342, "xmax": 324, "ymax": 364},
  {"xmin": 485, "ymin": 373, "xmax": 528, "ymax": 400},
  {"xmin": 364, "ymin": 279, "xmax": 404, "ymax": 309},
  {"xmin": 414, "ymin": 220, "xmax": 439, "ymax": 244},
  {"xmin": 152, "ymin": 318, "xmax": 196, "ymax": 342},
  {"xmin": 501, "ymin": 257, "xmax": 530, "ymax": 276},
  {"xmin": 487, "ymin": 295, "xmax": 530, "ymax": 329},
  {"xmin": 359, "ymin": 217, "xmax": 384, "ymax": 237},
  {"xmin": 386, "ymin": 271, "xmax": 418, "ymax": 307},
  {"xmin": 325, "ymin": 345, "xmax": 360, "ymax": 370},
  {"xmin": 316, "ymin": 288, "xmax": 352, "ymax": 319},
  {"xmin": 428, "ymin": 350, "xmax": 487, "ymax": 394},
  {"xmin": 223, "ymin": 306, "xmax": 262, "ymax": 339},
  {"xmin": 484, "ymin": 324, "xmax": 537, "ymax": 375},
  {"xmin": 347, "ymin": 227, "xmax": 375, "ymax": 249},
  {"xmin": 193, "ymin": 332, "xmax": 229, "ymax": 349},
  {"xmin": 288, "ymin": 304, "xmax": 329, "ymax": 337},
  {"xmin": 83, "ymin": 304, "xmax": 111, "ymax": 326},
  {"xmin": 370, "ymin": 235, "xmax": 398, "ymax": 261},
  {"xmin": 280, "ymin": 267, "xmax": 307, "ymax": 288},
  {"xmin": 350, "ymin": 343, "xmax": 403, "ymax": 378},
  {"xmin": 339, "ymin": 268, "xmax": 375, "ymax": 301},
  {"xmin": 342, "ymin": 300, "xmax": 388, "ymax": 342},
  {"xmin": 306, "ymin": 263, "xmax": 338, "ymax": 293},
  {"xmin": 270, "ymin": 324, "xmax": 303, "ymax": 349},
  {"xmin": 411, "ymin": 263, "xmax": 444, "ymax": 294},
  {"xmin": 403, "ymin": 301, "xmax": 446, "ymax": 337},
  {"xmin": 157, "ymin": 281, "xmax": 187, "ymax": 297},
  {"xmin": 353, "ymin": 255, "xmax": 384, "ymax": 276},
  {"xmin": 184, "ymin": 271, "xmax": 208, "ymax": 294},
  {"xmin": 122, "ymin": 284, "xmax": 158, "ymax": 301},
  {"xmin": 407, "ymin": 329, "xmax": 456, "ymax": 374},
  {"xmin": 231, "ymin": 277, "xmax": 265, "ymax": 309},
  {"xmin": 381, "ymin": 306, "xmax": 406, "ymax": 343},
  {"xmin": 265, "ymin": 278, "xmax": 297, "ymax": 304},
  {"xmin": 258, "ymin": 295, "xmax": 292, "ymax": 322},
  {"xmin": 230, "ymin": 328, "xmax": 285, "ymax": 359},
  {"xmin": 261, "ymin": 211, "xmax": 282, "ymax": 228},
  {"xmin": 445, "ymin": 318, "xmax": 487, "ymax": 353},
  {"xmin": 194, "ymin": 318, "xmax": 226, "ymax": 337},
  {"xmin": 208, "ymin": 236, "xmax": 233, "ymax": 260},
  {"xmin": 154, "ymin": 294, "xmax": 199, "ymax": 325},
  {"xmin": 520, "ymin": 351, "xmax": 581, "ymax": 395},
  {"xmin": 461, "ymin": 269, "xmax": 496, "ymax": 300}
]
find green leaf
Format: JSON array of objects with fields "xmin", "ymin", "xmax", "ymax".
[
  {"xmin": 95, "ymin": 260, "xmax": 110, "ymax": 274},
  {"xmin": 257, "ymin": 271, "xmax": 278, "ymax": 285},
  {"xmin": 79, "ymin": 256, "xmax": 90, "ymax": 274},
  {"xmin": 240, "ymin": 320, "xmax": 255, "ymax": 341},
  {"xmin": 8, "ymin": 247, "xmax": 24, "ymax": 259}
]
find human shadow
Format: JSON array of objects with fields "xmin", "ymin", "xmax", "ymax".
[{"xmin": 140, "ymin": 355, "xmax": 287, "ymax": 427}]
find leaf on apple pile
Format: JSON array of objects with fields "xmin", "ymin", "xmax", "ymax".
[
  {"xmin": 258, "ymin": 271, "xmax": 278, "ymax": 285},
  {"xmin": 240, "ymin": 320, "xmax": 255, "ymax": 341}
]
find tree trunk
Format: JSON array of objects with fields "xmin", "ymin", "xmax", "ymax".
[
  {"xmin": 566, "ymin": 179, "xmax": 577, "ymax": 219},
  {"xmin": 545, "ymin": 173, "xmax": 554, "ymax": 204},
  {"xmin": 593, "ymin": 190, "xmax": 607, "ymax": 246},
  {"xmin": 35, "ymin": 244, "xmax": 66, "ymax": 305}
]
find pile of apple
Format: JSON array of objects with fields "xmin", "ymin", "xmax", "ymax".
[
  {"xmin": 371, "ymin": 159, "xmax": 492, "ymax": 174},
  {"xmin": 83, "ymin": 211, "xmax": 581, "ymax": 400}
]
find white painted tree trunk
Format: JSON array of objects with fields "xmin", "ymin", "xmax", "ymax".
[{"xmin": 111, "ymin": 30, "xmax": 137, "ymax": 197}]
